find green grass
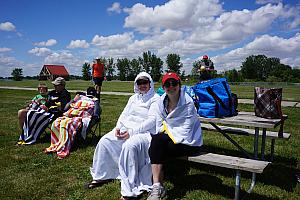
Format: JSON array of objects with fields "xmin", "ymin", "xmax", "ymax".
[
  {"xmin": 0, "ymin": 88, "xmax": 300, "ymax": 200},
  {"xmin": 1, "ymin": 79, "xmax": 299, "ymax": 101}
]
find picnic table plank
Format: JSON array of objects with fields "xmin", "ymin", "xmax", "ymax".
[
  {"xmin": 201, "ymin": 123, "xmax": 291, "ymax": 140},
  {"xmin": 199, "ymin": 111, "xmax": 287, "ymax": 129},
  {"xmin": 187, "ymin": 153, "xmax": 270, "ymax": 173}
]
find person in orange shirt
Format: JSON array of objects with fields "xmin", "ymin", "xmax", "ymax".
[{"xmin": 92, "ymin": 57, "xmax": 105, "ymax": 98}]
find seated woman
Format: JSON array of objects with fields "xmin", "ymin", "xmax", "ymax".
[
  {"xmin": 147, "ymin": 72, "xmax": 203, "ymax": 200},
  {"xmin": 18, "ymin": 77, "xmax": 71, "ymax": 145},
  {"xmin": 85, "ymin": 72, "xmax": 160, "ymax": 197},
  {"xmin": 44, "ymin": 87, "xmax": 98, "ymax": 159}
]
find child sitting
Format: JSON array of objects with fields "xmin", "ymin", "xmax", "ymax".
[{"xmin": 17, "ymin": 83, "xmax": 48, "ymax": 131}]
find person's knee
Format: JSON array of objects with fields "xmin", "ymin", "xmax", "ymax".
[
  {"xmin": 18, "ymin": 109, "xmax": 26, "ymax": 118},
  {"xmin": 123, "ymin": 140, "xmax": 139, "ymax": 152},
  {"xmin": 98, "ymin": 133, "xmax": 113, "ymax": 147}
]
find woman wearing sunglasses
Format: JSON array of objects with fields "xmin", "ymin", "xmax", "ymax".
[
  {"xmin": 86, "ymin": 72, "xmax": 160, "ymax": 199},
  {"xmin": 147, "ymin": 72, "xmax": 203, "ymax": 200}
]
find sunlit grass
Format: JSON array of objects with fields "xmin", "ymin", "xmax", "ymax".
[
  {"xmin": 0, "ymin": 88, "xmax": 299, "ymax": 200},
  {"xmin": 1, "ymin": 79, "xmax": 300, "ymax": 101}
]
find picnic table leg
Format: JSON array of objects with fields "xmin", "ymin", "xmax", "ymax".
[
  {"xmin": 235, "ymin": 170, "xmax": 241, "ymax": 200},
  {"xmin": 210, "ymin": 122, "xmax": 253, "ymax": 158},
  {"xmin": 246, "ymin": 172, "xmax": 256, "ymax": 194},
  {"xmin": 254, "ymin": 127, "xmax": 259, "ymax": 159},
  {"xmin": 261, "ymin": 128, "xmax": 267, "ymax": 160},
  {"xmin": 270, "ymin": 139, "xmax": 275, "ymax": 161}
]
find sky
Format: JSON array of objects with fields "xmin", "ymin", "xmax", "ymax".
[{"xmin": 0, "ymin": 0, "xmax": 300, "ymax": 77}]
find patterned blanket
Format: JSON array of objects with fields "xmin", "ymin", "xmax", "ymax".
[
  {"xmin": 45, "ymin": 96, "xmax": 95, "ymax": 159},
  {"xmin": 19, "ymin": 107, "xmax": 54, "ymax": 145}
]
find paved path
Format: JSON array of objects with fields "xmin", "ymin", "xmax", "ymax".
[{"xmin": 1, "ymin": 86, "xmax": 299, "ymax": 107}]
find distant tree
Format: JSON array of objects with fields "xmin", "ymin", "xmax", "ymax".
[
  {"xmin": 139, "ymin": 51, "xmax": 152, "ymax": 73},
  {"xmin": 82, "ymin": 62, "xmax": 91, "ymax": 80},
  {"xmin": 106, "ymin": 58, "xmax": 115, "ymax": 81},
  {"xmin": 240, "ymin": 55, "xmax": 280, "ymax": 81},
  {"xmin": 181, "ymin": 70, "xmax": 186, "ymax": 80},
  {"xmin": 269, "ymin": 63, "xmax": 292, "ymax": 81},
  {"xmin": 130, "ymin": 58, "xmax": 142, "ymax": 80},
  {"xmin": 291, "ymin": 68, "xmax": 300, "ymax": 82},
  {"xmin": 225, "ymin": 69, "xmax": 243, "ymax": 82},
  {"xmin": 240, "ymin": 54, "xmax": 300, "ymax": 82},
  {"xmin": 266, "ymin": 75, "xmax": 282, "ymax": 82},
  {"xmin": 11, "ymin": 68, "xmax": 23, "ymax": 81},
  {"xmin": 116, "ymin": 58, "xmax": 131, "ymax": 81},
  {"xmin": 165, "ymin": 54, "xmax": 183, "ymax": 75},
  {"xmin": 149, "ymin": 55, "xmax": 163, "ymax": 82},
  {"xmin": 138, "ymin": 51, "xmax": 163, "ymax": 81},
  {"xmin": 191, "ymin": 61, "xmax": 200, "ymax": 80}
]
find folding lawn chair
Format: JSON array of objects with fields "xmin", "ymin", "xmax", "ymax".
[{"xmin": 82, "ymin": 99, "xmax": 102, "ymax": 139}]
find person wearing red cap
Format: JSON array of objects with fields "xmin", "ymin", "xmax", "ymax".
[
  {"xmin": 147, "ymin": 72, "xmax": 203, "ymax": 200},
  {"xmin": 199, "ymin": 55, "xmax": 215, "ymax": 81}
]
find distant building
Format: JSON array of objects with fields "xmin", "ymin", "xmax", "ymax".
[{"xmin": 39, "ymin": 65, "xmax": 69, "ymax": 80}]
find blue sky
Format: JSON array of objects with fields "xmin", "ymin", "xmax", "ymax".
[{"xmin": 0, "ymin": 0, "xmax": 300, "ymax": 77}]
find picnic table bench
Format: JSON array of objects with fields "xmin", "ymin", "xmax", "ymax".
[
  {"xmin": 180, "ymin": 112, "xmax": 290, "ymax": 199},
  {"xmin": 183, "ymin": 152, "xmax": 270, "ymax": 200},
  {"xmin": 199, "ymin": 112, "xmax": 290, "ymax": 161}
]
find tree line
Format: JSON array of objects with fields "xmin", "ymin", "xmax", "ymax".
[
  {"xmin": 224, "ymin": 55, "xmax": 300, "ymax": 82},
  {"xmin": 9, "ymin": 53, "xmax": 300, "ymax": 82},
  {"xmin": 83, "ymin": 51, "xmax": 184, "ymax": 82}
]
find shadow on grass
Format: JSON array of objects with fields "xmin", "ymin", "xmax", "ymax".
[
  {"xmin": 161, "ymin": 144, "xmax": 298, "ymax": 199},
  {"xmin": 163, "ymin": 159, "xmax": 281, "ymax": 200},
  {"xmin": 71, "ymin": 134, "xmax": 100, "ymax": 151}
]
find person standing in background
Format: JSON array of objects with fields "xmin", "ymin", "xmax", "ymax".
[
  {"xmin": 92, "ymin": 57, "xmax": 105, "ymax": 99},
  {"xmin": 199, "ymin": 55, "xmax": 215, "ymax": 81}
]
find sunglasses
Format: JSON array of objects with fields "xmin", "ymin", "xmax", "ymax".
[
  {"xmin": 137, "ymin": 80, "xmax": 149, "ymax": 85},
  {"xmin": 164, "ymin": 80, "xmax": 179, "ymax": 88}
]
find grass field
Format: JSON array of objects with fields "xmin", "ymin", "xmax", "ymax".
[
  {"xmin": 1, "ymin": 79, "xmax": 300, "ymax": 101},
  {"xmin": 0, "ymin": 84, "xmax": 300, "ymax": 199}
]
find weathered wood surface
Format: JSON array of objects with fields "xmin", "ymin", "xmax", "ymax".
[
  {"xmin": 201, "ymin": 123, "xmax": 290, "ymax": 139},
  {"xmin": 199, "ymin": 111, "xmax": 287, "ymax": 129},
  {"xmin": 187, "ymin": 153, "xmax": 270, "ymax": 173}
]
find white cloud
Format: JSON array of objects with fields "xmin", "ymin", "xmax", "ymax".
[
  {"xmin": 28, "ymin": 47, "xmax": 52, "ymax": 56},
  {"xmin": 0, "ymin": 47, "xmax": 12, "ymax": 52},
  {"xmin": 0, "ymin": 22, "xmax": 16, "ymax": 31},
  {"xmin": 107, "ymin": 2, "xmax": 122, "ymax": 14},
  {"xmin": 0, "ymin": 54, "xmax": 23, "ymax": 77},
  {"xmin": 89, "ymin": 29, "xmax": 184, "ymax": 59},
  {"xmin": 92, "ymin": 32, "xmax": 133, "ymax": 49},
  {"xmin": 212, "ymin": 33, "xmax": 300, "ymax": 71},
  {"xmin": 67, "ymin": 40, "xmax": 89, "ymax": 49},
  {"xmin": 188, "ymin": 3, "xmax": 283, "ymax": 47},
  {"xmin": 124, "ymin": 0, "xmax": 223, "ymax": 32},
  {"xmin": 34, "ymin": 39, "xmax": 57, "ymax": 47},
  {"xmin": 256, "ymin": 0, "xmax": 282, "ymax": 5},
  {"xmin": 122, "ymin": 1, "xmax": 296, "ymax": 58},
  {"xmin": 280, "ymin": 4, "xmax": 300, "ymax": 29}
]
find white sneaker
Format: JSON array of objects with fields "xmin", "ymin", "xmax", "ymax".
[{"xmin": 147, "ymin": 185, "xmax": 166, "ymax": 200}]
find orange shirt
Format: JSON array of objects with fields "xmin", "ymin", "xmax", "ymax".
[{"xmin": 92, "ymin": 63, "xmax": 104, "ymax": 78}]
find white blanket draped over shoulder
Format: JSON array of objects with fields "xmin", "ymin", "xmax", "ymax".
[{"xmin": 151, "ymin": 88, "xmax": 203, "ymax": 146}]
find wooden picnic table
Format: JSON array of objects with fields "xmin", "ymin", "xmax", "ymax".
[{"xmin": 199, "ymin": 111, "xmax": 288, "ymax": 160}]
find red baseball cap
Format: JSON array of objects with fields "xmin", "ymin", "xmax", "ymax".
[
  {"xmin": 203, "ymin": 55, "xmax": 208, "ymax": 59},
  {"xmin": 162, "ymin": 72, "xmax": 181, "ymax": 85}
]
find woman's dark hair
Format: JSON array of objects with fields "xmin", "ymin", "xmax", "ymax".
[
  {"xmin": 87, "ymin": 87, "xmax": 97, "ymax": 97},
  {"xmin": 75, "ymin": 91, "xmax": 86, "ymax": 96}
]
